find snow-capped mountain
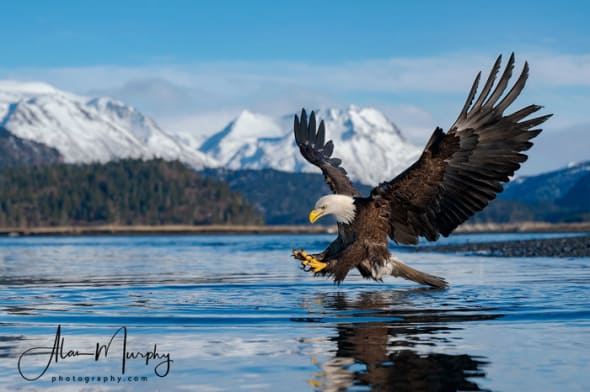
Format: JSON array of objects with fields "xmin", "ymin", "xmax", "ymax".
[
  {"xmin": 0, "ymin": 81, "xmax": 214, "ymax": 168},
  {"xmin": 0, "ymin": 81, "xmax": 421, "ymax": 184},
  {"xmin": 200, "ymin": 106, "xmax": 421, "ymax": 185},
  {"xmin": 200, "ymin": 110, "xmax": 285, "ymax": 166}
]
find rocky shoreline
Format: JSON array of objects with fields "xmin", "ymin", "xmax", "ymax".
[{"xmin": 414, "ymin": 235, "xmax": 590, "ymax": 258}]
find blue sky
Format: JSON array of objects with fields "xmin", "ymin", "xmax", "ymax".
[
  {"xmin": 2, "ymin": 1, "xmax": 588, "ymax": 65},
  {"xmin": 1, "ymin": 0, "xmax": 589, "ymax": 174}
]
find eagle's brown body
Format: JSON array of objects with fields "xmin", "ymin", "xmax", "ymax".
[{"xmin": 293, "ymin": 54, "xmax": 551, "ymax": 287}]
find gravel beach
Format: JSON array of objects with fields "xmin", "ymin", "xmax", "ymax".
[{"xmin": 414, "ymin": 234, "xmax": 590, "ymax": 257}]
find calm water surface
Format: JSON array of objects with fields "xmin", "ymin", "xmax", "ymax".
[{"xmin": 0, "ymin": 233, "xmax": 589, "ymax": 391}]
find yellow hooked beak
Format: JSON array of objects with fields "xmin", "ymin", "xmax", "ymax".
[{"xmin": 308, "ymin": 209, "xmax": 324, "ymax": 224}]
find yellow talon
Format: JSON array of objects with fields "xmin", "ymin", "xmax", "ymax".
[
  {"xmin": 308, "ymin": 259, "xmax": 328, "ymax": 273},
  {"xmin": 301, "ymin": 256, "xmax": 327, "ymax": 273},
  {"xmin": 292, "ymin": 249, "xmax": 328, "ymax": 273}
]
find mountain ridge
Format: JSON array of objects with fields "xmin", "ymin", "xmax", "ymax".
[
  {"xmin": 0, "ymin": 126, "xmax": 63, "ymax": 167},
  {"xmin": 471, "ymin": 160, "xmax": 590, "ymax": 223},
  {"xmin": 1, "ymin": 80, "xmax": 582, "ymax": 195},
  {"xmin": 200, "ymin": 106, "xmax": 420, "ymax": 185},
  {"xmin": 0, "ymin": 81, "xmax": 214, "ymax": 168},
  {"xmin": 203, "ymin": 161, "xmax": 590, "ymax": 225},
  {"xmin": 0, "ymin": 81, "xmax": 420, "ymax": 185}
]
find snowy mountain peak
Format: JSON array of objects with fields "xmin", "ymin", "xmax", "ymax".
[
  {"xmin": 200, "ymin": 110, "xmax": 282, "ymax": 158},
  {"xmin": 0, "ymin": 81, "xmax": 68, "ymax": 116},
  {"xmin": 87, "ymin": 96, "xmax": 129, "ymax": 112},
  {"xmin": 0, "ymin": 81, "xmax": 214, "ymax": 168},
  {"xmin": 87, "ymin": 96, "xmax": 160, "ymax": 143},
  {"xmin": 0, "ymin": 81, "xmax": 420, "ymax": 184},
  {"xmin": 227, "ymin": 110, "xmax": 283, "ymax": 139},
  {"xmin": 202, "ymin": 107, "xmax": 420, "ymax": 185},
  {"xmin": 313, "ymin": 106, "xmax": 403, "ymax": 140}
]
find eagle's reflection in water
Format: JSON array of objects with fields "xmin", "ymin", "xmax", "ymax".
[{"xmin": 299, "ymin": 289, "xmax": 500, "ymax": 392}]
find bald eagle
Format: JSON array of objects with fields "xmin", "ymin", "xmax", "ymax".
[{"xmin": 292, "ymin": 54, "xmax": 551, "ymax": 288}]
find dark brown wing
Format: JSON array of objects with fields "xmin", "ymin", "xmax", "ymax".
[
  {"xmin": 294, "ymin": 109, "xmax": 360, "ymax": 196},
  {"xmin": 370, "ymin": 53, "xmax": 552, "ymax": 245}
]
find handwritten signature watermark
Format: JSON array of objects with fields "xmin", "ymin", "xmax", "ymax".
[{"xmin": 18, "ymin": 325, "xmax": 173, "ymax": 382}]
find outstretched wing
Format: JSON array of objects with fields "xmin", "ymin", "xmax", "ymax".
[
  {"xmin": 294, "ymin": 109, "xmax": 360, "ymax": 196},
  {"xmin": 370, "ymin": 53, "xmax": 552, "ymax": 245}
]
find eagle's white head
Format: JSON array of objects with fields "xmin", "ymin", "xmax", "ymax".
[{"xmin": 309, "ymin": 194, "xmax": 356, "ymax": 225}]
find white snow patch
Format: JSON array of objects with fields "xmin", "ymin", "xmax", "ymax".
[
  {"xmin": 200, "ymin": 105, "xmax": 420, "ymax": 185},
  {"xmin": 0, "ymin": 81, "xmax": 421, "ymax": 182},
  {"xmin": 0, "ymin": 81, "xmax": 214, "ymax": 168}
]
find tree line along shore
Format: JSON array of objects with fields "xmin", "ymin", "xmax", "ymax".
[{"xmin": 1, "ymin": 159, "xmax": 589, "ymax": 235}]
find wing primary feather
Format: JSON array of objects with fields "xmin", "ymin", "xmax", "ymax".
[
  {"xmin": 506, "ymin": 104, "xmax": 543, "ymax": 122},
  {"xmin": 294, "ymin": 113, "xmax": 301, "ymax": 144},
  {"xmin": 300, "ymin": 109, "xmax": 308, "ymax": 142},
  {"xmin": 317, "ymin": 120, "xmax": 326, "ymax": 147},
  {"xmin": 458, "ymin": 71, "xmax": 481, "ymax": 121},
  {"xmin": 495, "ymin": 61, "xmax": 529, "ymax": 114},
  {"xmin": 470, "ymin": 54, "xmax": 503, "ymax": 113},
  {"xmin": 309, "ymin": 111, "xmax": 317, "ymax": 145},
  {"xmin": 518, "ymin": 115, "xmax": 553, "ymax": 129},
  {"xmin": 483, "ymin": 52, "xmax": 515, "ymax": 109}
]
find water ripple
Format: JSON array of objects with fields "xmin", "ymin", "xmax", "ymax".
[{"xmin": 0, "ymin": 234, "xmax": 589, "ymax": 391}]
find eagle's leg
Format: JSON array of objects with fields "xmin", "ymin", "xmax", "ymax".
[{"xmin": 292, "ymin": 249, "xmax": 328, "ymax": 273}]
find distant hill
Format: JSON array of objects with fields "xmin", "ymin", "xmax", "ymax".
[
  {"xmin": 555, "ymin": 171, "xmax": 590, "ymax": 221},
  {"xmin": 502, "ymin": 161, "xmax": 590, "ymax": 203},
  {"xmin": 201, "ymin": 168, "xmax": 372, "ymax": 224},
  {"xmin": 471, "ymin": 161, "xmax": 590, "ymax": 223},
  {"xmin": 204, "ymin": 162, "xmax": 590, "ymax": 225},
  {"xmin": 0, "ymin": 159, "xmax": 262, "ymax": 228},
  {"xmin": 0, "ymin": 126, "xmax": 62, "ymax": 167}
]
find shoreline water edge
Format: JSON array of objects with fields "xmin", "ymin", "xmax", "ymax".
[
  {"xmin": 0, "ymin": 223, "xmax": 589, "ymax": 258},
  {"xmin": 1, "ymin": 222, "xmax": 589, "ymax": 237}
]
